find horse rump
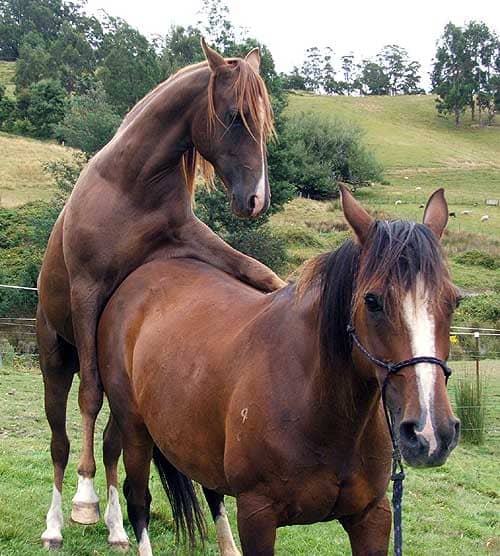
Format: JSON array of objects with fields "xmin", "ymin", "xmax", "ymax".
[{"xmin": 152, "ymin": 444, "xmax": 207, "ymax": 549}]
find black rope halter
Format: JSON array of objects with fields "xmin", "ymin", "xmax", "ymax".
[{"xmin": 347, "ymin": 324, "xmax": 452, "ymax": 556}]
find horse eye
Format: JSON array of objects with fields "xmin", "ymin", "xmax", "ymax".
[
  {"xmin": 227, "ymin": 110, "xmax": 241, "ymax": 125},
  {"xmin": 455, "ymin": 296, "xmax": 463, "ymax": 309},
  {"xmin": 364, "ymin": 293, "xmax": 383, "ymax": 312}
]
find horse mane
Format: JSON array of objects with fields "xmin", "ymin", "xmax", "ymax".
[
  {"xmin": 120, "ymin": 58, "xmax": 275, "ymax": 197},
  {"xmin": 296, "ymin": 220, "xmax": 456, "ymax": 413}
]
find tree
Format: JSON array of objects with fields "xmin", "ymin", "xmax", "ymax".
[
  {"xmin": 464, "ymin": 21, "xmax": 500, "ymax": 125},
  {"xmin": 23, "ymin": 78, "xmax": 66, "ymax": 137},
  {"xmin": 197, "ymin": 0, "xmax": 236, "ymax": 52},
  {"xmin": 55, "ymin": 82, "xmax": 121, "ymax": 154},
  {"xmin": 96, "ymin": 16, "xmax": 162, "ymax": 115},
  {"xmin": 0, "ymin": 0, "xmax": 98, "ymax": 61},
  {"xmin": 377, "ymin": 45, "xmax": 423, "ymax": 95},
  {"xmin": 162, "ymin": 25, "xmax": 204, "ymax": 77},
  {"xmin": 431, "ymin": 23, "xmax": 473, "ymax": 125},
  {"xmin": 339, "ymin": 54, "xmax": 356, "ymax": 95},
  {"xmin": 14, "ymin": 32, "xmax": 51, "ymax": 91},
  {"xmin": 281, "ymin": 68, "xmax": 307, "ymax": 91},
  {"xmin": 358, "ymin": 60, "xmax": 390, "ymax": 95}
]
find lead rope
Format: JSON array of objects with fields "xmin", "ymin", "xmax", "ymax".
[
  {"xmin": 347, "ymin": 325, "xmax": 452, "ymax": 556},
  {"xmin": 382, "ymin": 376, "xmax": 405, "ymax": 556}
]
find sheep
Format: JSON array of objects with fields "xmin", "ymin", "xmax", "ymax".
[{"xmin": 480, "ymin": 215, "xmax": 489, "ymax": 222}]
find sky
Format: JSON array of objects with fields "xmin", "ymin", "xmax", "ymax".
[{"xmin": 86, "ymin": 0, "xmax": 500, "ymax": 89}]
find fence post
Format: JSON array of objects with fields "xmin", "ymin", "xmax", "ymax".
[
  {"xmin": 474, "ymin": 331, "xmax": 480, "ymax": 390},
  {"xmin": 0, "ymin": 350, "xmax": 2, "ymax": 369}
]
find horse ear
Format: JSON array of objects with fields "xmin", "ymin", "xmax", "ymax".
[
  {"xmin": 201, "ymin": 37, "xmax": 226, "ymax": 72},
  {"xmin": 245, "ymin": 47, "xmax": 261, "ymax": 72},
  {"xmin": 339, "ymin": 184, "xmax": 374, "ymax": 244},
  {"xmin": 423, "ymin": 188, "xmax": 448, "ymax": 239}
]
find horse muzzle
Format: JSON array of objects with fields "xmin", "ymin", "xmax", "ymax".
[{"xmin": 399, "ymin": 416, "xmax": 460, "ymax": 467}]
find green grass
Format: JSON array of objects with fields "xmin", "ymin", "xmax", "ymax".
[
  {"xmin": 0, "ymin": 365, "xmax": 498, "ymax": 555},
  {"xmin": 0, "ymin": 61, "xmax": 15, "ymax": 98}
]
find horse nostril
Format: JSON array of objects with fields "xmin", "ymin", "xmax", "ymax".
[
  {"xmin": 248, "ymin": 195, "xmax": 257, "ymax": 211},
  {"xmin": 400, "ymin": 420, "xmax": 419, "ymax": 448}
]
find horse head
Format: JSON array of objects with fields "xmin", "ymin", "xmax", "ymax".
[
  {"xmin": 340, "ymin": 185, "xmax": 460, "ymax": 467},
  {"xmin": 191, "ymin": 39, "xmax": 274, "ymax": 218}
]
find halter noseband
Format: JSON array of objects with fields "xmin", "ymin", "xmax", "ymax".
[{"xmin": 347, "ymin": 324, "xmax": 452, "ymax": 556}]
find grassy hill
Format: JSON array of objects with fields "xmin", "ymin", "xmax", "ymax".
[
  {"xmin": 287, "ymin": 92, "xmax": 500, "ymax": 170},
  {"xmin": 0, "ymin": 132, "xmax": 72, "ymax": 207}
]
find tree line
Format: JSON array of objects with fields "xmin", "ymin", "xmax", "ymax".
[{"xmin": 284, "ymin": 44, "xmax": 425, "ymax": 96}]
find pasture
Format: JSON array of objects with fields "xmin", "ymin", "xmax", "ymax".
[{"xmin": 0, "ymin": 362, "xmax": 498, "ymax": 555}]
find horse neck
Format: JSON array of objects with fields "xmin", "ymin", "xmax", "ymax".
[
  {"xmin": 93, "ymin": 66, "xmax": 210, "ymax": 190},
  {"xmin": 298, "ymin": 287, "xmax": 381, "ymax": 447}
]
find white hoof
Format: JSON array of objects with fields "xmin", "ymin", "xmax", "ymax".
[
  {"xmin": 71, "ymin": 475, "xmax": 100, "ymax": 524},
  {"xmin": 41, "ymin": 534, "xmax": 63, "ymax": 550},
  {"xmin": 71, "ymin": 500, "xmax": 100, "ymax": 524}
]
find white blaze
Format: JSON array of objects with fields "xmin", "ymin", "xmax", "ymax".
[
  {"xmin": 215, "ymin": 503, "xmax": 241, "ymax": 556},
  {"xmin": 41, "ymin": 485, "xmax": 63, "ymax": 546},
  {"xmin": 402, "ymin": 276, "xmax": 438, "ymax": 455},
  {"xmin": 251, "ymin": 98, "xmax": 266, "ymax": 216},
  {"xmin": 104, "ymin": 485, "xmax": 129, "ymax": 547}
]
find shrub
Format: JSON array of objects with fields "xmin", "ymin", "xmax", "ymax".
[
  {"xmin": 55, "ymin": 82, "xmax": 121, "ymax": 155},
  {"xmin": 20, "ymin": 78, "xmax": 67, "ymax": 138},
  {"xmin": 454, "ymin": 250, "xmax": 499, "ymax": 270},
  {"xmin": 278, "ymin": 112, "xmax": 383, "ymax": 199},
  {"xmin": 454, "ymin": 293, "xmax": 500, "ymax": 329},
  {"xmin": 195, "ymin": 186, "xmax": 289, "ymax": 274}
]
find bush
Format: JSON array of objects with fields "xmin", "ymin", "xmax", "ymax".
[
  {"xmin": 454, "ymin": 250, "xmax": 499, "ymax": 270},
  {"xmin": 55, "ymin": 82, "xmax": 121, "ymax": 155},
  {"xmin": 20, "ymin": 78, "xmax": 67, "ymax": 138},
  {"xmin": 454, "ymin": 293, "xmax": 500, "ymax": 329},
  {"xmin": 195, "ymin": 186, "xmax": 288, "ymax": 274},
  {"xmin": 278, "ymin": 112, "xmax": 383, "ymax": 199}
]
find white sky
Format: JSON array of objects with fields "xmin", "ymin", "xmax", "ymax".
[{"xmin": 86, "ymin": 0, "xmax": 500, "ymax": 89}]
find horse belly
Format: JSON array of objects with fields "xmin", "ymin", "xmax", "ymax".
[{"xmin": 133, "ymin": 354, "xmax": 232, "ymax": 493}]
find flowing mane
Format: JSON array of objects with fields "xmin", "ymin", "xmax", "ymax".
[
  {"xmin": 297, "ymin": 219, "xmax": 457, "ymax": 407},
  {"xmin": 120, "ymin": 58, "xmax": 275, "ymax": 197}
]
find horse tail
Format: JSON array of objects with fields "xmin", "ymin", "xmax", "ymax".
[{"xmin": 152, "ymin": 444, "xmax": 207, "ymax": 549}]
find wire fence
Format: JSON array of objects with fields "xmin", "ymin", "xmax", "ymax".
[{"xmin": 0, "ymin": 283, "xmax": 499, "ymax": 442}]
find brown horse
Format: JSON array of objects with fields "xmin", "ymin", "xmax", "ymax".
[
  {"xmin": 96, "ymin": 186, "xmax": 460, "ymax": 555},
  {"xmin": 37, "ymin": 39, "xmax": 286, "ymax": 549}
]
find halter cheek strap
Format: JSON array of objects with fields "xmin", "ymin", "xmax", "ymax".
[{"xmin": 346, "ymin": 324, "xmax": 452, "ymax": 556}]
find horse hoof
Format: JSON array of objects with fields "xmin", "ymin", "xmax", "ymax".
[
  {"xmin": 71, "ymin": 501, "xmax": 100, "ymax": 524},
  {"xmin": 109, "ymin": 540, "xmax": 129, "ymax": 552},
  {"xmin": 41, "ymin": 537, "xmax": 62, "ymax": 550}
]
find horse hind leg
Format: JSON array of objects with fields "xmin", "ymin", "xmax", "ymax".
[
  {"xmin": 103, "ymin": 413, "xmax": 129, "ymax": 550},
  {"xmin": 203, "ymin": 487, "xmax": 241, "ymax": 556},
  {"xmin": 38, "ymin": 308, "xmax": 77, "ymax": 549},
  {"xmin": 70, "ymin": 292, "xmax": 105, "ymax": 525}
]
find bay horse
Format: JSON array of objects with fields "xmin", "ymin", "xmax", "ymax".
[
  {"xmin": 38, "ymin": 39, "xmax": 285, "ymax": 549},
  {"xmin": 96, "ymin": 186, "xmax": 460, "ymax": 555}
]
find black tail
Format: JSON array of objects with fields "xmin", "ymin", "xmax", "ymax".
[{"xmin": 152, "ymin": 444, "xmax": 207, "ymax": 549}]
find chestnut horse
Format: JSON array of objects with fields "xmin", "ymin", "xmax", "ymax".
[
  {"xmin": 38, "ymin": 39, "xmax": 285, "ymax": 549},
  {"xmin": 96, "ymin": 186, "xmax": 460, "ymax": 555}
]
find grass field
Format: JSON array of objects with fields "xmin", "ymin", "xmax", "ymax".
[
  {"xmin": 0, "ymin": 363, "xmax": 498, "ymax": 555},
  {"xmin": 0, "ymin": 132, "xmax": 73, "ymax": 207}
]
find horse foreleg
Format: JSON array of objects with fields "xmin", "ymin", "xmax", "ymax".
[
  {"xmin": 203, "ymin": 487, "xmax": 241, "ymax": 556},
  {"xmin": 38, "ymin": 307, "xmax": 77, "ymax": 549},
  {"xmin": 70, "ymin": 290, "xmax": 104, "ymax": 524},
  {"xmin": 236, "ymin": 493, "xmax": 277, "ymax": 556},
  {"xmin": 178, "ymin": 218, "xmax": 286, "ymax": 292},
  {"xmin": 103, "ymin": 414, "xmax": 129, "ymax": 550},
  {"xmin": 339, "ymin": 497, "xmax": 391, "ymax": 556}
]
